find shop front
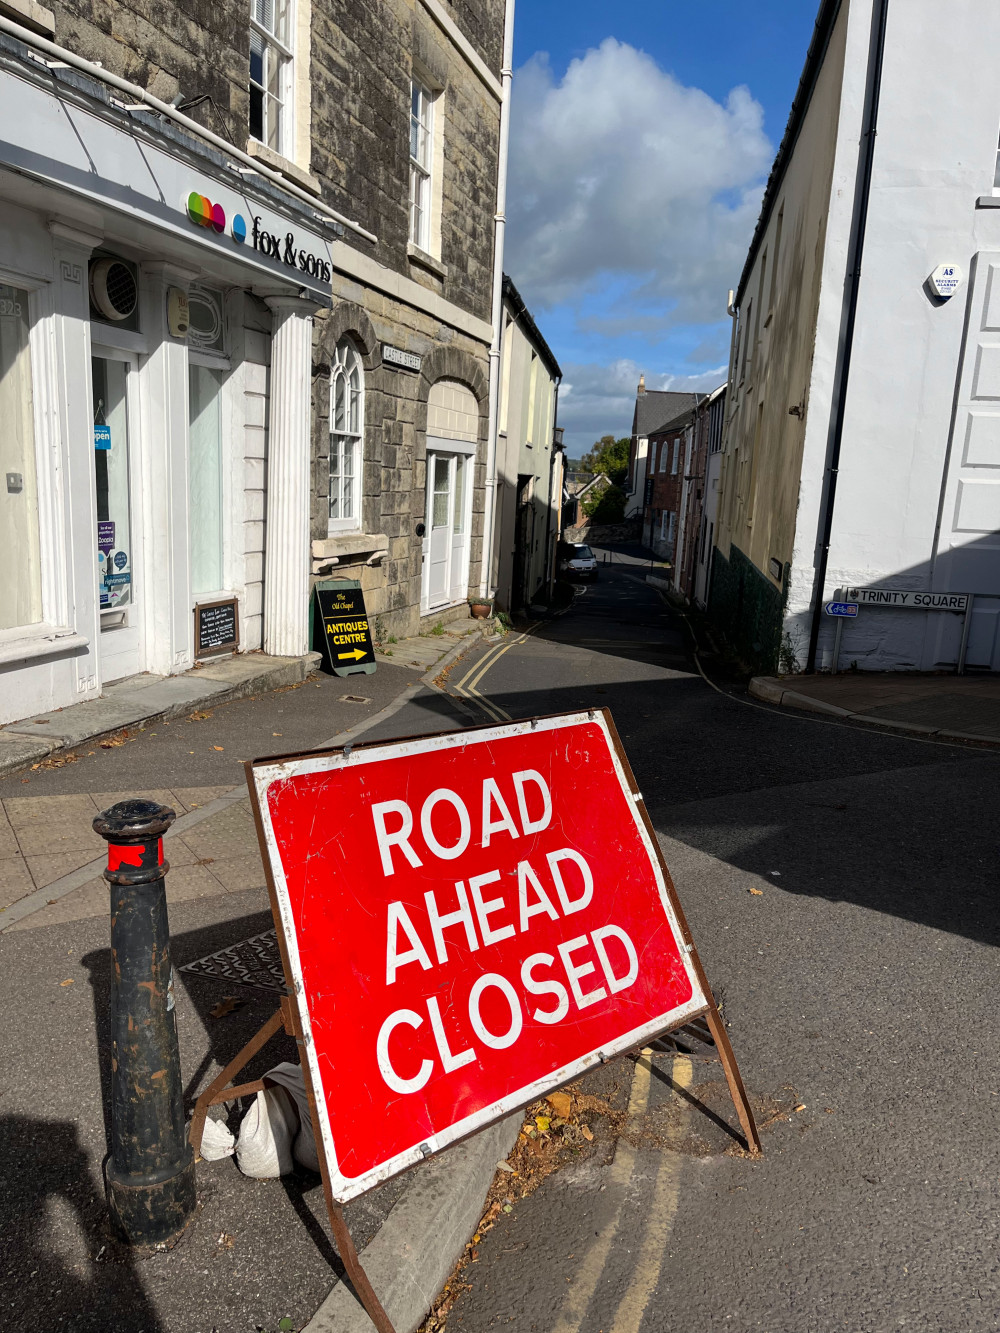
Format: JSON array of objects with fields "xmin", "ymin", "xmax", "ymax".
[{"xmin": 0, "ymin": 36, "xmax": 334, "ymax": 725}]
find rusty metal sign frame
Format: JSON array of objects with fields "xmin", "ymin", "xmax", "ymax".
[{"xmin": 195, "ymin": 708, "xmax": 760, "ymax": 1333}]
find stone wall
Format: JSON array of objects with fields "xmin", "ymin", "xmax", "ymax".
[
  {"xmin": 47, "ymin": 0, "xmax": 248, "ymax": 139},
  {"xmin": 311, "ymin": 282, "xmax": 490, "ymax": 640},
  {"xmin": 311, "ymin": 0, "xmax": 503, "ymax": 322}
]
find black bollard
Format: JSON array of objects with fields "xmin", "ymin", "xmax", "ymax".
[{"xmin": 93, "ymin": 799, "xmax": 196, "ymax": 1246}]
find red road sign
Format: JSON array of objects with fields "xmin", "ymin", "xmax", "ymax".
[{"xmin": 249, "ymin": 710, "xmax": 708, "ymax": 1202}]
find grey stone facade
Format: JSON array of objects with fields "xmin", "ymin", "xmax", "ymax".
[{"xmin": 34, "ymin": 0, "xmax": 506, "ymax": 642}]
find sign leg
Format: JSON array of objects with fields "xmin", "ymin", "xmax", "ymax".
[
  {"xmin": 832, "ymin": 613, "xmax": 845, "ymax": 674},
  {"xmin": 327, "ymin": 1200, "xmax": 397, "ymax": 1333},
  {"xmin": 704, "ymin": 1002, "xmax": 762, "ymax": 1155}
]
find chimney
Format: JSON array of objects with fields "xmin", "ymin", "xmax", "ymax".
[{"xmin": 637, "ymin": 372, "xmax": 646, "ymax": 395}]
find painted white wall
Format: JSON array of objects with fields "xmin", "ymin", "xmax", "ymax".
[{"xmin": 806, "ymin": 0, "xmax": 1000, "ymax": 670}]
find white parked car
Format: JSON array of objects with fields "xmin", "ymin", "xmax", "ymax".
[{"xmin": 559, "ymin": 542, "xmax": 598, "ymax": 582}]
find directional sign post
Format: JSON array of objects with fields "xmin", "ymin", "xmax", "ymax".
[
  {"xmin": 314, "ymin": 585, "xmax": 376, "ymax": 677},
  {"xmin": 225, "ymin": 710, "xmax": 761, "ymax": 1332}
]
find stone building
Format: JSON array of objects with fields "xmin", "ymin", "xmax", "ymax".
[{"xmin": 0, "ymin": 0, "xmax": 511, "ymax": 725}]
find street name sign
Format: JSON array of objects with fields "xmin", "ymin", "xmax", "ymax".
[
  {"xmin": 246, "ymin": 711, "xmax": 755, "ymax": 1205},
  {"xmin": 315, "ymin": 585, "xmax": 376, "ymax": 676},
  {"xmin": 846, "ymin": 587, "xmax": 969, "ymax": 612},
  {"xmin": 825, "ymin": 601, "xmax": 858, "ymax": 617}
]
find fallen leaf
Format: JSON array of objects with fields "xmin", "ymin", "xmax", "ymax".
[
  {"xmin": 580, "ymin": 1124, "xmax": 594, "ymax": 1142},
  {"xmin": 535, "ymin": 1115, "xmax": 551, "ymax": 1133},
  {"xmin": 60, "ymin": 978, "xmax": 74, "ymax": 987},
  {"xmin": 273, "ymin": 732, "xmax": 283, "ymax": 737},
  {"xmin": 213, "ymin": 746, "xmax": 224, "ymax": 751},
  {"xmin": 495, "ymin": 1160, "xmax": 514, "ymax": 1173},
  {"xmin": 194, "ymin": 858, "xmax": 215, "ymax": 866},
  {"xmin": 794, "ymin": 1104, "xmax": 806, "ymax": 1113},
  {"xmin": 189, "ymin": 710, "xmax": 213, "ymax": 721},
  {"xmin": 546, "ymin": 1091, "xmax": 572, "ymax": 1119},
  {"xmin": 209, "ymin": 996, "xmax": 244, "ymax": 1018},
  {"xmin": 99, "ymin": 737, "xmax": 126, "ymax": 749},
  {"xmin": 749, "ymin": 887, "xmax": 764, "ymax": 896}
]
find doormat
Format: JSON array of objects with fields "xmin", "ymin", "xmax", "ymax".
[{"xmin": 179, "ymin": 928, "xmax": 286, "ymax": 993}]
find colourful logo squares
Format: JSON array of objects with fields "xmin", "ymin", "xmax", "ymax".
[{"xmin": 186, "ymin": 191, "xmax": 246, "ymax": 243}]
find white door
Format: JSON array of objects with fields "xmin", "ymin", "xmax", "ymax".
[
  {"xmin": 422, "ymin": 450, "xmax": 474, "ymax": 613},
  {"xmin": 930, "ymin": 253, "xmax": 1000, "ymax": 668},
  {"xmin": 92, "ymin": 348, "xmax": 144, "ymax": 682},
  {"xmin": 428, "ymin": 453, "xmax": 452, "ymax": 607}
]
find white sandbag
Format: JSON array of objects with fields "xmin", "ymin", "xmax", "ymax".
[
  {"xmin": 235, "ymin": 1084, "xmax": 298, "ymax": 1178},
  {"xmin": 200, "ymin": 1115, "xmax": 236, "ymax": 1161},
  {"xmin": 263, "ymin": 1061, "xmax": 320, "ymax": 1173}
]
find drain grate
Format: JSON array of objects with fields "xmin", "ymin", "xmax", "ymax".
[
  {"xmin": 179, "ymin": 928, "xmax": 287, "ymax": 993},
  {"xmin": 339, "ymin": 694, "xmax": 371, "ymax": 704},
  {"xmin": 650, "ymin": 1017, "xmax": 716, "ymax": 1055}
]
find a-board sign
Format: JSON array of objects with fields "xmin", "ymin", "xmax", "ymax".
[
  {"xmin": 195, "ymin": 598, "xmax": 239, "ymax": 657},
  {"xmin": 248, "ymin": 710, "xmax": 709, "ymax": 1202},
  {"xmin": 845, "ymin": 586, "xmax": 969, "ymax": 612},
  {"xmin": 825, "ymin": 601, "xmax": 858, "ymax": 617},
  {"xmin": 315, "ymin": 586, "xmax": 376, "ymax": 675}
]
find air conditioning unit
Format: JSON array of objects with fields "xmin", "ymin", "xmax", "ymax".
[{"xmin": 89, "ymin": 257, "xmax": 138, "ymax": 322}]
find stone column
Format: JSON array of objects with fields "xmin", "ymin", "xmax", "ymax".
[{"xmin": 263, "ymin": 296, "xmax": 316, "ymax": 658}]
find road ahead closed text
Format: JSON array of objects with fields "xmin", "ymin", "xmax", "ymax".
[{"xmin": 257, "ymin": 713, "xmax": 705, "ymax": 1199}]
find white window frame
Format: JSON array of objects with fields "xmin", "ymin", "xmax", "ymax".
[
  {"xmin": 658, "ymin": 441, "xmax": 666, "ymax": 472},
  {"xmin": 249, "ymin": 0, "xmax": 295, "ymax": 158},
  {"xmin": 328, "ymin": 337, "xmax": 364, "ymax": 534},
  {"xmin": 409, "ymin": 78, "xmax": 435, "ymax": 251},
  {"xmin": 671, "ymin": 441, "xmax": 680, "ymax": 474}
]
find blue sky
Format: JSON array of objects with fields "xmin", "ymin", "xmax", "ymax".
[{"xmin": 504, "ymin": 1, "xmax": 819, "ymax": 453}]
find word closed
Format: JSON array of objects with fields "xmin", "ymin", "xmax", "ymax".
[{"xmin": 253, "ymin": 711, "xmax": 705, "ymax": 1201}]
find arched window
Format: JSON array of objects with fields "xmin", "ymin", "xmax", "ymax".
[{"xmin": 329, "ymin": 337, "xmax": 364, "ymax": 532}]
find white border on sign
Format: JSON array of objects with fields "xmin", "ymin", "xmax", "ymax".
[{"xmin": 252, "ymin": 710, "xmax": 707, "ymax": 1202}]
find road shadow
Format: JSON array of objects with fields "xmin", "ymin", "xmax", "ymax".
[{"xmin": 0, "ymin": 1113, "xmax": 166, "ymax": 1332}]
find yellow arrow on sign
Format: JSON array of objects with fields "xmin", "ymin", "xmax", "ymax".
[{"xmin": 337, "ymin": 647, "xmax": 367, "ymax": 661}]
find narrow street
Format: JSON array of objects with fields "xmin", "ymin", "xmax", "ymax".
[{"xmin": 432, "ymin": 554, "xmax": 1000, "ymax": 1332}]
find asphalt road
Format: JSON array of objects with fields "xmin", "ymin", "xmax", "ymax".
[{"xmin": 434, "ymin": 558, "xmax": 1000, "ymax": 1333}]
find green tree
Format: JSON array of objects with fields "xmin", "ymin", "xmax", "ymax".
[
  {"xmin": 581, "ymin": 484, "xmax": 625, "ymax": 523},
  {"xmin": 580, "ymin": 434, "xmax": 631, "ymax": 486}
]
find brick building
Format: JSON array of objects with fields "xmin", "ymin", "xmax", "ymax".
[{"xmin": 0, "ymin": 0, "xmax": 511, "ymax": 724}]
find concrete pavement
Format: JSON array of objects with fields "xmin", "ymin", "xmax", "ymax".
[
  {"xmin": 751, "ymin": 669, "xmax": 1000, "ymax": 743},
  {"xmin": 0, "ymin": 618, "xmax": 515, "ymax": 1333},
  {"xmin": 424, "ymin": 562, "xmax": 1000, "ymax": 1332}
]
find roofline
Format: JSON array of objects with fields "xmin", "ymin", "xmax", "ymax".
[
  {"xmin": 501, "ymin": 274, "xmax": 563, "ymax": 381},
  {"xmin": 735, "ymin": 0, "xmax": 843, "ymax": 307}
]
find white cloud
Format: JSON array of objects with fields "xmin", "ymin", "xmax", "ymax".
[
  {"xmin": 506, "ymin": 40, "xmax": 772, "ymax": 327},
  {"xmin": 557, "ymin": 359, "xmax": 726, "ymax": 458}
]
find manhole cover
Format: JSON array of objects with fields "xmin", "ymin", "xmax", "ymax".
[{"xmin": 179, "ymin": 928, "xmax": 286, "ymax": 993}]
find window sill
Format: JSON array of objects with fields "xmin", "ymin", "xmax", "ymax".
[
  {"xmin": 245, "ymin": 140, "xmax": 322, "ymax": 197},
  {"xmin": 0, "ymin": 0, "xmax": 55, "ymax": 37},
  {"xmin": 407, "ymin": 243, "xmax": 447, "ymax": 279},
  {"xmin": 0, "ymin": 624, "xmax": 88, "ymax": 667},
  {"xmin": 312, "ymin": 532, "xmax": 389, "ymax": 573}
]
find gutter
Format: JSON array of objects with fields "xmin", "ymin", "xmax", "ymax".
[
  {"xmin": 479, "ymin": 0, "xmax": 515, "ymax": 600},
  {"xmin": 0, "ymin": 15, "xmax": 376, "ymax": 243},
  {"xmin": 805, "ymin": 0, "xmax": 890, "ymax": 671}
]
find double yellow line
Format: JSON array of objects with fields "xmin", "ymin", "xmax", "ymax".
[{"xmin": 451, "ymin": 629, "xmax": 532, "ymax": 722}]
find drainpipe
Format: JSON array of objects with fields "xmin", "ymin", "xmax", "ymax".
[
  {"xmin": 544, "ymin": 382, "xmax": 562, "ymax": 597},
  {"xmin": 479, "ymin": 0, "xmax": 515, "ymax": 600},
  {"xmin": 806, "ymin": 0, "xmax": 890, "ymax": 671}
]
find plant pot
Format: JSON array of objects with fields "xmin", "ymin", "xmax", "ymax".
[{"xmin": 469, "ymin": 602, "xmax": 492, "ymax": 619}]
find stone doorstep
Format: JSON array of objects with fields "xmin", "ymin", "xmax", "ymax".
[{"xmin": 0, "ymin": 651, "xmax": 322, "ymax": 779}]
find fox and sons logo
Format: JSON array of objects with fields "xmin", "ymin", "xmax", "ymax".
[{"xmin": 186, "ymin": 191, "xmax": 332, "ymax": 284}]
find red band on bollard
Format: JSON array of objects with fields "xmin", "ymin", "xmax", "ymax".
[{"xmin": 107, "ymin": 844, "xmax": 144, "ymax": 871}]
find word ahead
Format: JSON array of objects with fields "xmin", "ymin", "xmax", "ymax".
[{"xmin": 250, "ymin": 711, "xmax": 707, "ymax": 1201}]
